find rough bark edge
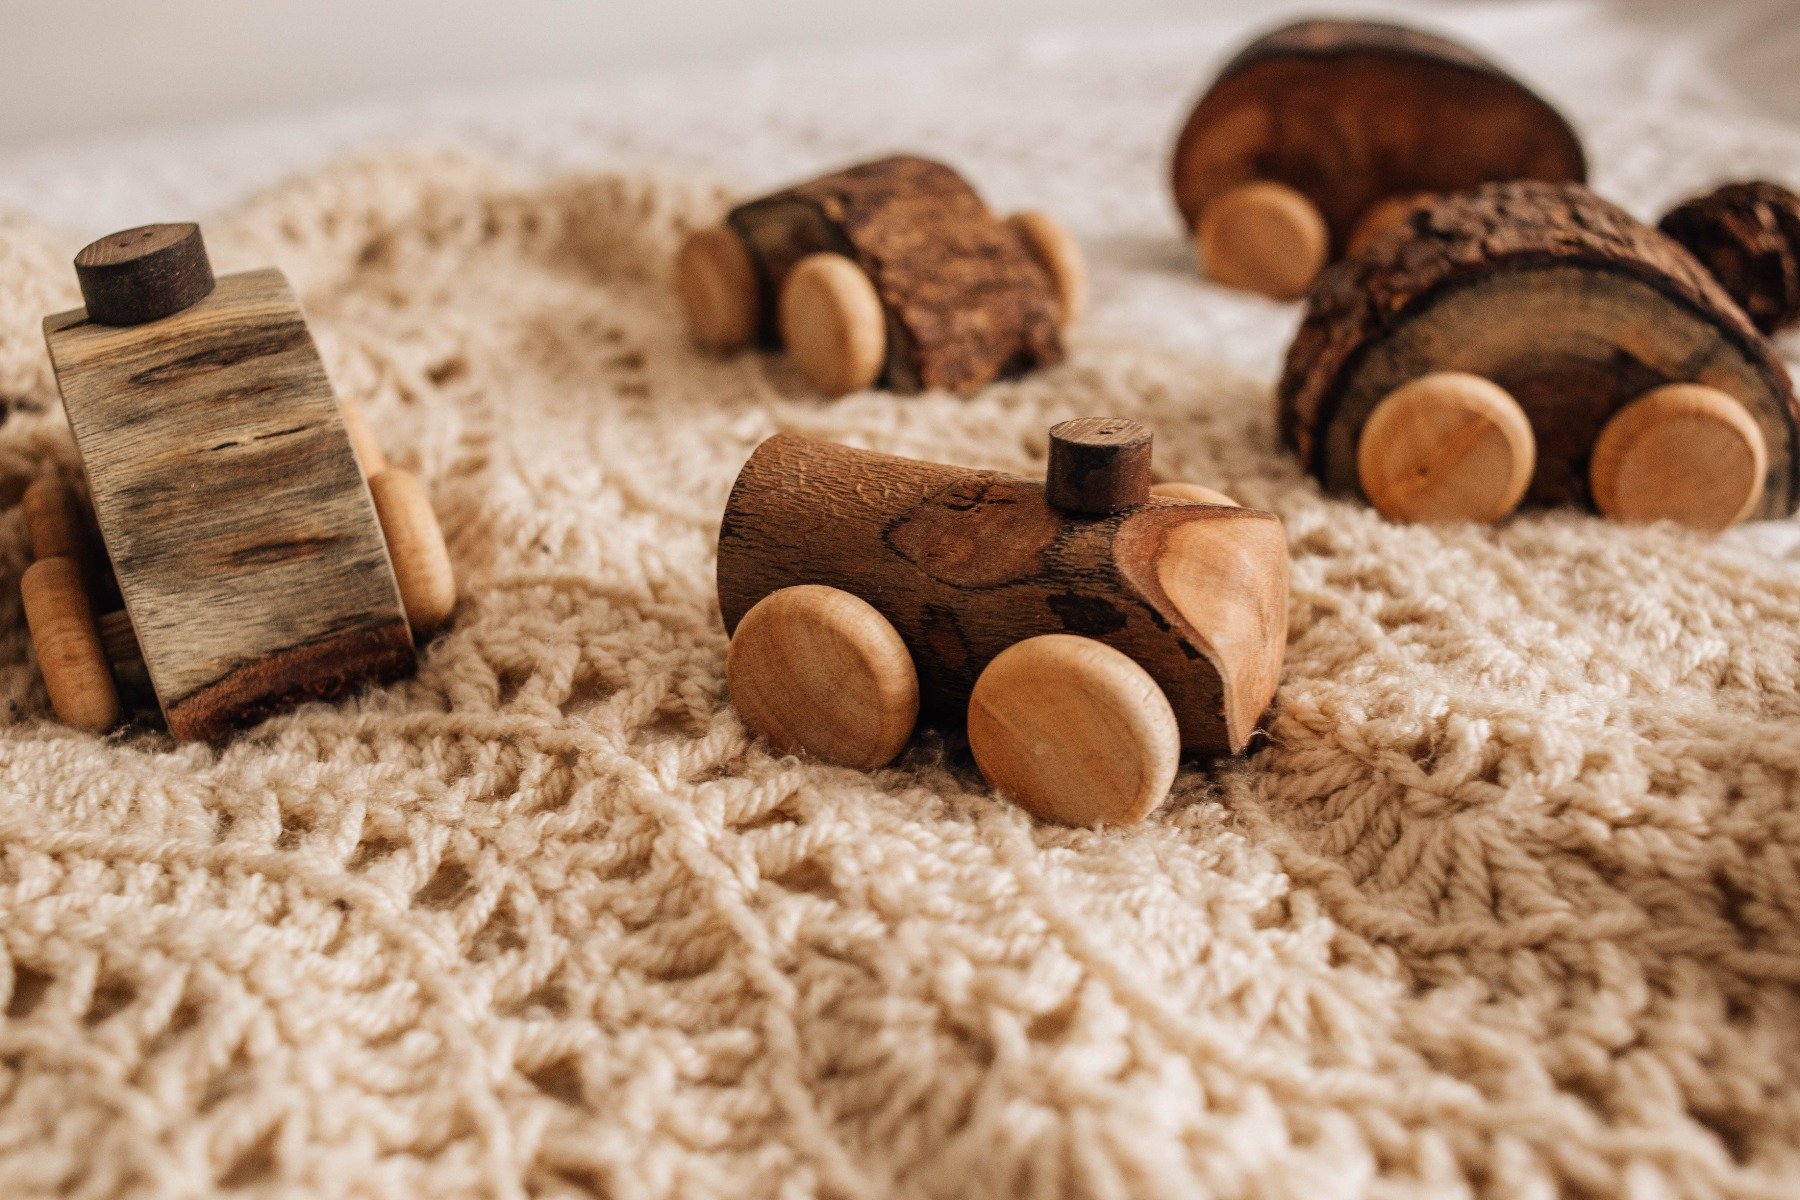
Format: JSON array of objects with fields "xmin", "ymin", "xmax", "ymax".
[
  {"xmin": 1277, "ymin": 180, "xmax": 1800, "ymax": 514},
  {"xmin": 1659, "ymin": 181, "xmax": 1800, "ymax": 334}
]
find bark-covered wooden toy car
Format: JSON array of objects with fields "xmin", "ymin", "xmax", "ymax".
[
  {"xmin": 22, "ymin": 223, "xmax": 455, "ymax": 738},
  {"xmin": 1171, "ymin": 18, "xmax": 1586, "ymax": 299},
  {"xmin": 716, "ymin": 418, "xmax": 1288, "ymax": 826},
  {"xmin": 677, "ymin": 155, "xmax": 1086, "ymax": 397},
  {"xmin": 1280, "ymin": 182, "xmax": 1800, "ymax": 530},
  {"xmin": 1659, "ymin": 180, "xmax": 1800, "ymax": 335}
]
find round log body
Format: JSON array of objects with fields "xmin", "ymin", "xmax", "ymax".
[
  {"xmin": 1279, "ymin": 181, "xmax": 1800, "ymax": 519},
  {"xmin": 724, "ymin": 155, "xmax": 1065, "ymax": 394},
  {"xmin": 716, "ymin": 433, "xmax": 1290, "ymax": 755},
  {"xmin": 1172, "ymin": 19, "xmax": 1585, "ymax": 260}
]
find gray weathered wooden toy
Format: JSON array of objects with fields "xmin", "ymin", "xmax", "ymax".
[
  {"xmin": 677, "ymin": 154, "xmax": 1086, "ymax": 397},
  {"xmin": 1282, "ymin": 182, "xmax": 1800, "ymax": 530},
  {"xmin": 716, "ymin": 418, "xmax": 1288, "ymax": 826},
  {"xmin": 24, "ymin": 223, "xmax": 455, "ymax": 739}
]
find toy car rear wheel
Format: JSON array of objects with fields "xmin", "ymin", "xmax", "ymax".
[
  {"xmin": 21, "ymin": 556, "xmax": 119, "ymax": 733},
  {"xmin": 369, "ymin": 469, "xmax": 456, "ymax": 636},
  {"xmin": 778, "ymin": 253, "xmax": 886, "ymax": 397}
]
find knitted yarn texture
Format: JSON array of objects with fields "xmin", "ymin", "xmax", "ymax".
[{"xmin": 1, "ymin": 19, "xmax": 1800, "ymax": 1194}]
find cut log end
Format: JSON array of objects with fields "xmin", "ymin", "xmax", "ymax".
[
  {"xmin": 677, "ymin": 224, "xmax": 761, "ymax": 351},
  {"xmin": 727, "ymin": 584, "xmax": 920, "ymax": 769},
  {"xmin": 1195, "ymin": 181, "xmax": 1328, "ymax": 300},
  {"xmin": 1356, "ymin": 372, "xmax": 1535, "ymax": 524},
  {"xmin": 968, "ymin": 634, "xmax": 1179, "ymax": 826},
  {"xmin": 1047, "ymin": 417, "xmax": 1153, "ymax": 514},
  {"xmin": 74, "ymin": 223, "xmax": 215, "ymax": 327},
  {"xmin": 778, "ymin": 253, "xmax": 886, "ymax": 396},
  {"xmin": 1589, "ymin": 384, "xmax": 1767, "ymax": 530}
]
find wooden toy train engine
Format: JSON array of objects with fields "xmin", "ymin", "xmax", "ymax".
[
  {"xmin": 677, "ymin": 155, "xmax": 1087, "ymax": 396},
  {"xmin": 716, "ymin": 419, "xmax": 1289, "ymax": 826},
  {"xmin": 22, "ymin": 223, "xmax": 455, "ymax": 738}
]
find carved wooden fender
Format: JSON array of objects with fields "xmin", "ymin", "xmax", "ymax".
[
  {"xmin": 1280, "ymin": 181, "xmax": 1800, "ymax": 530},
  {"xmin": 26, "ymin": 223, "xmax": 456, "ymax": 739},
  {"xmin": 1171, "ymin": 17, "xmax": 1585, "ymax": 299},
  {"xmin": 677, "ymin": 155, "xmax": 1086, "ymax": 396},
  {"xmin": 716, "ymin": 419, "xmax": 1289, "ymax": 826}
]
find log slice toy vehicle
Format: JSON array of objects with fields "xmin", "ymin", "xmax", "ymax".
[
  {"xmin": 1280, "ymin": 182, "xmax": 1800, "ymax": 530},
  {"xmin": 23, "ymin": 223, "xmax": 455, "ymax": 738},
  {"xmin": 716, "ymin": 418, "xmax": 1288, "ymax": 826},
  {"xmin": 1171, "ymin": 17, "xmax": 1586, "ymax": 299},
  {"xmin": 677, "ymin": 155, "xmax": 1086, "ymax": 397}
]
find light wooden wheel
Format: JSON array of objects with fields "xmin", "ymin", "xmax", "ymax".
[
  {"xmin": 677, "ymin": 224, "xmax": 760, "ymax": 352},
  {"xmin": 21, "ymin": 556, "xmax": 119, "ymax": 733},
  {"xmin": 1357, "ymin": 372, "xmax": 1536, "ymax": 524},
  {"xmin": 967, "ymin": 634, "xmax": 1179, "ymax": 827},
  {"xmin": 1194, "ymin": 180, "xmax": 1330, "ymax": 301},
  {"xmin": 1008, "ymin": 210, "xmax": 1088, "ymax": 325},
  {"xmin": 1152, "ymin": 481, "xmax": 1239, "ymax": 507},
  {"xmin": 339, "ymin": 395, "xmax": 387, "ymax": 476},
  {"xmin": 727, "ymin": 584, "xmax": 919, "ymax": 769},
  {"xmin": 21, "ymin": 476, "xmax": 90, "ymax": 562},
  {"xmin": 1589, "ymin": 384, "xmax": 1767, "ymax": 530},
  {"xmin": 778, "ymin": 253, "xmax": 886, "ymax": 397},
  {"xmin": 369, "ymin": 469, "xmax": 456, "ymax": 636}
]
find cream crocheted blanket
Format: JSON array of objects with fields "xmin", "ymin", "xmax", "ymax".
[{"xmin": 3, "ymin": 10, "xmax": 1800, "ymax": 1198}]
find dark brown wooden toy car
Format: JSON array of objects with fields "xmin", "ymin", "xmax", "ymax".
[
  {"xmin": 1280, "ymin": 182, "xmax": 1800, "ymax": 530},
  {"xmin": 716, "ymin": 418, "xmax": 1288, "ymax": 826},
  {"xmin": 1172, "ymin": 17, "xmax": 1586, "ymax": 300},
  {"xmin": 22, "ymin": 223, "xmax": 455, "ymax": 738},
  {"xmin": 676, "ymin": 155, "xmax": 1086, "ymax": 397}
]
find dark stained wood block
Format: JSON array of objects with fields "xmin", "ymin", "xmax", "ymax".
[{"xmin": 42, "ymin": 267, "xmax": 415, "ymax": 740}]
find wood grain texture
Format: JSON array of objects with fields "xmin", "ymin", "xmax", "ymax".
[
  {"xmin": 1279, "ymin": 181, "xmax": 1800, "ymax": 518},
  {"xmin": 1172, "ymin": 18, "xmax": 1585, "ymax": 258},
  {"xmin": 43, "ymin": 267, "xmax": 415, "ymax": 740},
  {"xmin": 1356, "ymin": 372, "xmax": 1536, "ymax": 524},
  {"xmin": 967, "ymin": 633, "xmax": 1180, "ymax": 827},
  {"xmin": 1659, "ymin": 181, "xmax": 1800, "ymax": 334},
  {"xmin": 716, "ymin": 433, "xmax": 1288, "ymax": 755},
  {"xmin": 726, "ymin": 155, "xmax": 1063, "ymax": 394},
  {"xmin": 74, "ymin": 223, "xmax": 216, "ymax": 327}
]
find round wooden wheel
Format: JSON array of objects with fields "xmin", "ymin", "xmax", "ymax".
[
  {"xmin": 1356, "ymin": 372, "xmax": 1536, "ymax": 524},
  {"xmin": 368, "ymin": 469, "xmax": 456, "ymax": 636},
  {"xmin": 21, "ymin": 556, "xmax": 119, "ymax": 733},
  {"xmin": 676, "ymin": 224, "xmax": 760, "ymax": 352},
  {"xmin": 339, "ymin": 395, "xmax": 387, "ymax": 476},
  {"xmin": 1007, "ymin": 210, "xmax": 1088, "ymax": 325},
  {"xmin": 967, "ymin": 634, "xmax": 1179, "ymax": 827},
  {"xmin": 1151, "ymin": 481, "xmax": 1239, "ymax": 507},
  {"xmin": 778, "ymin": 253, "xmax": 886, "ymax": 397},
  {"xmin": 1589, "ymin": 384, "xmax": 1767, "ymax": 530},
  {"xmin": 1194, "ymin": 181, "xmax": 1330, "ymax": 301},
  {"xmin": 727, "ymin": 584, "xmax": 919, "ymax": 769}
]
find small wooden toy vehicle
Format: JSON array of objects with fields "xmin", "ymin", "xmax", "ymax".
[
  {"xmin": 1660, "ymin": 180, "xmax": 1800, "ymax": 335},
  {"xmin": 677, "ymin": 154, "xmax": 1086, "ymax": 397},
  {"xmin": 22, "ymin": 223, "xmax": 455, "ymax": 738},
  {"xmin": 1171, "ymin": 18, "xmax": 1585, "ymax": 300},
  {"xmin": 1280, "ymin": 182, "xmax": 1800, "ymax": 530},
  {"xmin": 716, "ymin": 419, "xmax": 1287, "ymax": 826}
]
